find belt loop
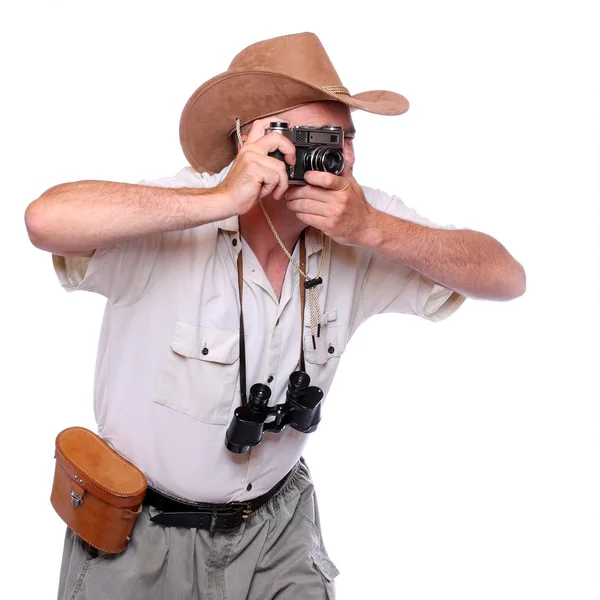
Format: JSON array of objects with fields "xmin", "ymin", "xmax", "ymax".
[{"xmin": 209, "ymin": 506, "xmax": 218, "ymax": 537}]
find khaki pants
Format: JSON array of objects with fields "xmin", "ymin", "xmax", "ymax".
[{"xmin": 57, "ymin": 460, "xmax": 338, "ymax": 599}]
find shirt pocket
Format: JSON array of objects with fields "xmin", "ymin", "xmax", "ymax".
[
  {"xmin": 303, "ymin": 324, "xmax": 349, "ymax": 365},
  {"xmin": 154, "ymin": 320, "xmax": 240, "ymax": 425}
]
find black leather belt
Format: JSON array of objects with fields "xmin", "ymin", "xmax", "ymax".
[{"xmin": 144, "ymin": 472, "xmax": 289, "ymax": 534}]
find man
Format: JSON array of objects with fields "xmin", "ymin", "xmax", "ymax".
[{"xmin": 25, "ymin": 32, "xmax": 525, "ymax": 600}]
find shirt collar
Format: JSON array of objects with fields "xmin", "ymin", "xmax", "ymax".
[
  {"xmin": 305, "ymin": 227, "xmax": 326, "ymax": 257},
  {"xmin": 213, "ymin": 216, "xmax": 239, "ymax": 233},
  {"xmin": 215, "ymin": 220, "xmax": 324, "ymax": 258}
]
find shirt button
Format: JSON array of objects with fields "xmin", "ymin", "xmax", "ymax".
[
  {"xmin": 267, "ymin": 376, "xmax": 274, "ymax": 383},
  {"xmin": 328, "ymin": 346, "xmax": 335, "ymax": 354},
  {"xmin": 246, "ymin": 483, "xmax": 252, "ymax": 492},
  {"xmin": 232, "ymin": 238, "xmax": 238, "ymax": 246},
  {"xmin": 202, "ymin": 348, "xmax": 209, "ymax": 356}
]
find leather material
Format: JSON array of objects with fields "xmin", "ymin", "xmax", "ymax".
[
  {"xmin": 51, "ymin": 427, "xmax": 148, "ymax": 554},
  {"xmin": 179, "ymin": 32, "xmax": 410, "ymax": 174},
  {"xmin": 148, "ymin": 507, "xmax": 248, "ymax": 532},
  {"xmin": 144, "ymin": 469, "xmax": 289, "ymax": 532}
]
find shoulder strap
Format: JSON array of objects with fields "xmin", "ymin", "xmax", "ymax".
[{"xmin": 299, "ymin": 230, "xmax": 307, "ymax": 372}]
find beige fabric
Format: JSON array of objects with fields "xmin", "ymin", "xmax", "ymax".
[{"xmin": 53, "ymin": 165, "xmax": 465, "ymax": 504}]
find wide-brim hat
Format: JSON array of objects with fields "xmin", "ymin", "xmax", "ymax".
[{"xmin": 179, "ymin": 32, "xmax": 409, "ymax": 174}]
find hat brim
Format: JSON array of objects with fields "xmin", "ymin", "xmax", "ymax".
[{"xmin": 180, "ymin": 68, "xmax": 409, "ymax": 174}]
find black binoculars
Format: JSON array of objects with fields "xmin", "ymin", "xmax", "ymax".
[{"xmin": 225, "ymin": 371, "xmax": 324, "ymax": 453}]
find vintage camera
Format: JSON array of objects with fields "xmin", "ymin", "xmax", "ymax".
[{"xmin": 267, "ymin": 122, "xmax": 345, "ymax": 183}]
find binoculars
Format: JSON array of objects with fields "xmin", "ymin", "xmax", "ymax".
[{"xmin": 225, "ymin": 371, "xmax": 324, "ymax": 454}]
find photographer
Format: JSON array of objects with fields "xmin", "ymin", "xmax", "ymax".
[{"xmin": 25, "ymin": 32, "xmax": 525, "ymax": 600}]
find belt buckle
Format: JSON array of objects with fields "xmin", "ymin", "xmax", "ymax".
[
  {"xmin": 209, "ymin": 502, "xmax": 252, "ymax": 536},
  {"xmin": 223, "ymin": 501, "xmax": 252, "ymax": 520},
  {"xmin": 240, "ymin": 501, "xmax": 252, "ymax": 521}
]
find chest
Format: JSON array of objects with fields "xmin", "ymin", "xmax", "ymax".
[
  {"xmin": 160, "ymin": 228, "xmax": 357, "ymax": 338},
  {"xmin": 263, "ymin": 258, "xmax": 294, "ymax": 300}
]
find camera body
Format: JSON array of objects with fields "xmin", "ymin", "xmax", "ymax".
[{"xmin": 267, "ymin": 121, "xmax": 345, "ymax": 183}]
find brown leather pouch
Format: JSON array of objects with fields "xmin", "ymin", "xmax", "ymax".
[{"xmin": 51, "ymin": 427, "xmax": 148, "ymax": 554}]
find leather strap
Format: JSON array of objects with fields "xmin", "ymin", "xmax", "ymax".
[
  {"xmin": 144, "ymin": 468, "xmax": 289, "ymax": 532},
  {"xmin": 237, "ymin": 251, "xmax": 247, "ymax": 406},
  {"xmin": 299, "ymin": 230, "xmax": 307, "ymax": 372},
  {"xmin": 148, "ymin": 505, "xmax": 248, "ymax": 532}
]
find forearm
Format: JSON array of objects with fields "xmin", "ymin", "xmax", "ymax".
[
  {"xmin": 25, "ymin": 180, "xmax": 228, "ymax": 254},
  {"xmin": 363, "ymin": 210, "xmax": 526, "ymax": 301}
]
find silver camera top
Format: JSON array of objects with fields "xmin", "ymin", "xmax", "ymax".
[{"xmin": 266, "ymin": 122, "xmax": 344, "ymax": 148}]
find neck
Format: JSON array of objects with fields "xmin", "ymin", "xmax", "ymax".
[{"xmin": 239, "ymin": 196, "xmax": 306, "ymax": 264}]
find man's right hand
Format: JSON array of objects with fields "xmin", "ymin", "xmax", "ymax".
[
  {"xmin": 215, "ymin": 117, "xmax": 297, "ymax": 217},
  {"xmin": 25, "ymin": 117, "xmax": 297, "ymax": 257}
]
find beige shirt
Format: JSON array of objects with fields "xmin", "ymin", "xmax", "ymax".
[{"xmin": 53, "ymin": 165, "xmax": 465, "ymax": 503}]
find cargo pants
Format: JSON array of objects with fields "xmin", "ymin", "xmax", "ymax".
[{"xmin": 56, "ymin": 459, "xmax": 339, "ymax": 599}]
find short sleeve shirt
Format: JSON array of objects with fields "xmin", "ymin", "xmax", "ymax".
[{"xmin": 53, "ymin": 167, "xmax": 465, "ymax": 502}]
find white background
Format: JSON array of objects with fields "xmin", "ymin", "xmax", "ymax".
[{"xmin": 2, "ymin": 1, "xmax": 599, "ymax": 598}]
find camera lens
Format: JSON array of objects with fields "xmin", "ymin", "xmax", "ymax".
[
  {"xmin": 320, "ymin": 148, "xmax": 344, "ymax": 175},
  {"xmin": 269, "ymin": 121, "xmax": 288, "ymax": 128},
  {"xmin": 305, "ymin": 146, "xmax": 344, "ymax": 175}
]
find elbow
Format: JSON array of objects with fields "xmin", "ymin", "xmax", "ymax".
[
  {"xmin": 514, "ymin": 261, "xmax": 527, "ymax": 298},
  {"xmin": 500, "ymin": 259, "xmax": 526, "ymax": 301},
  {"xmin": 474, "ymin": 259, "xmax": 526, "ymax": 302},
  {"xmin": 25, "ymin": 187, "xmax": 65, "ymax": 252},
  {"xmin": 24, "ymin": 198, "xmax": 48, "ymax": 249},
  {"xmin": 25, "ymin": 189, "xmax": 95, "ymax": 257}
]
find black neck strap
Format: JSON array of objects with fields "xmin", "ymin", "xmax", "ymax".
[{"xmin": 237, "ymin": 231, "xmax": 307, "ymax": 407}]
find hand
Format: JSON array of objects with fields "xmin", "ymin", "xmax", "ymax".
[
  {"xmin": 215, "ymin": 117, "xmax": 296, "ymax": 217},
  {"xmin": 284, "ymin": 171, "xmax": 378, "ymax": 246}
]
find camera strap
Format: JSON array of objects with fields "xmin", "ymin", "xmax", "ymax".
[
  {"xmin": 236, "ymin": 230, "xmax": 307, "ymax": 408},
  {"xmin": 234, "ymin": 119, "xmax": 328, "ymax": 349}
]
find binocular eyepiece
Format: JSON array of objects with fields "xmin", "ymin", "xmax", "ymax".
[{"xmin": 225, "ymin": 371, "xmax": 324, "ymax": 454}]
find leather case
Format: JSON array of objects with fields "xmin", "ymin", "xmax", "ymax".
[{"xmin": 51, "ymin": 427, "xmax": 148, "ymax": 553}]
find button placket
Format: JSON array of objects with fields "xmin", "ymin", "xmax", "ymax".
[
  {"xmin": 264, "ymin": 313, "xmax": 283, "ymax": 392},
  {"xmin": 225, "ymin": 230, "xmax": 241, "ymax": 259}
]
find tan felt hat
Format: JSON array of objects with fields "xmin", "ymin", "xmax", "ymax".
[{"xmin": 179, "ymin": 32, "xmax": 409, "ymax": 174}]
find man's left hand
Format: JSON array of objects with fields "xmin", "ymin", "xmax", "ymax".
[{"xmin": 284, "ymin": 171, "xmax": 377, "ymax": 246}]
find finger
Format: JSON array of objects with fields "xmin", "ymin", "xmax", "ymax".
[
  {"xmin": 285, "ymin": 185, "xmax": 330, "ymax": 203},
  {"xmin": 294, "ymin": 211, "xmax": 327, "ymax": 230},
  {"xmin": 287, "ymin": 198, "xmax": 330, "ymax": 217},
  {"xmin": 244, "ymin": 117, "xmax": 275, "ymax": 145},
  {"xmin": 256, "ymin": 164, "xmax": 281, "ymax": 199},
  {"xmin": 253, "ymin": 132, "xmax": 296, "ymax": 165},
  {"xmin": 244, "ymin": 119, "xmax": 296, "ymax": 166},
  {"xmin": 246, "ymin": 152, "xmax": 290, "ymax": 199},
  {"xmin": 303, "ymin": 171, "xmax": 348, "ymax": 191},
  {"xmin": 237, "ymin": 152, "xmax": 283, "ymax": 198}
]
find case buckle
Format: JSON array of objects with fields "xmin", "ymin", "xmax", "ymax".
[{"xmin": 70, "ymin": 490, "xmax": 83, "ymax": 508}]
